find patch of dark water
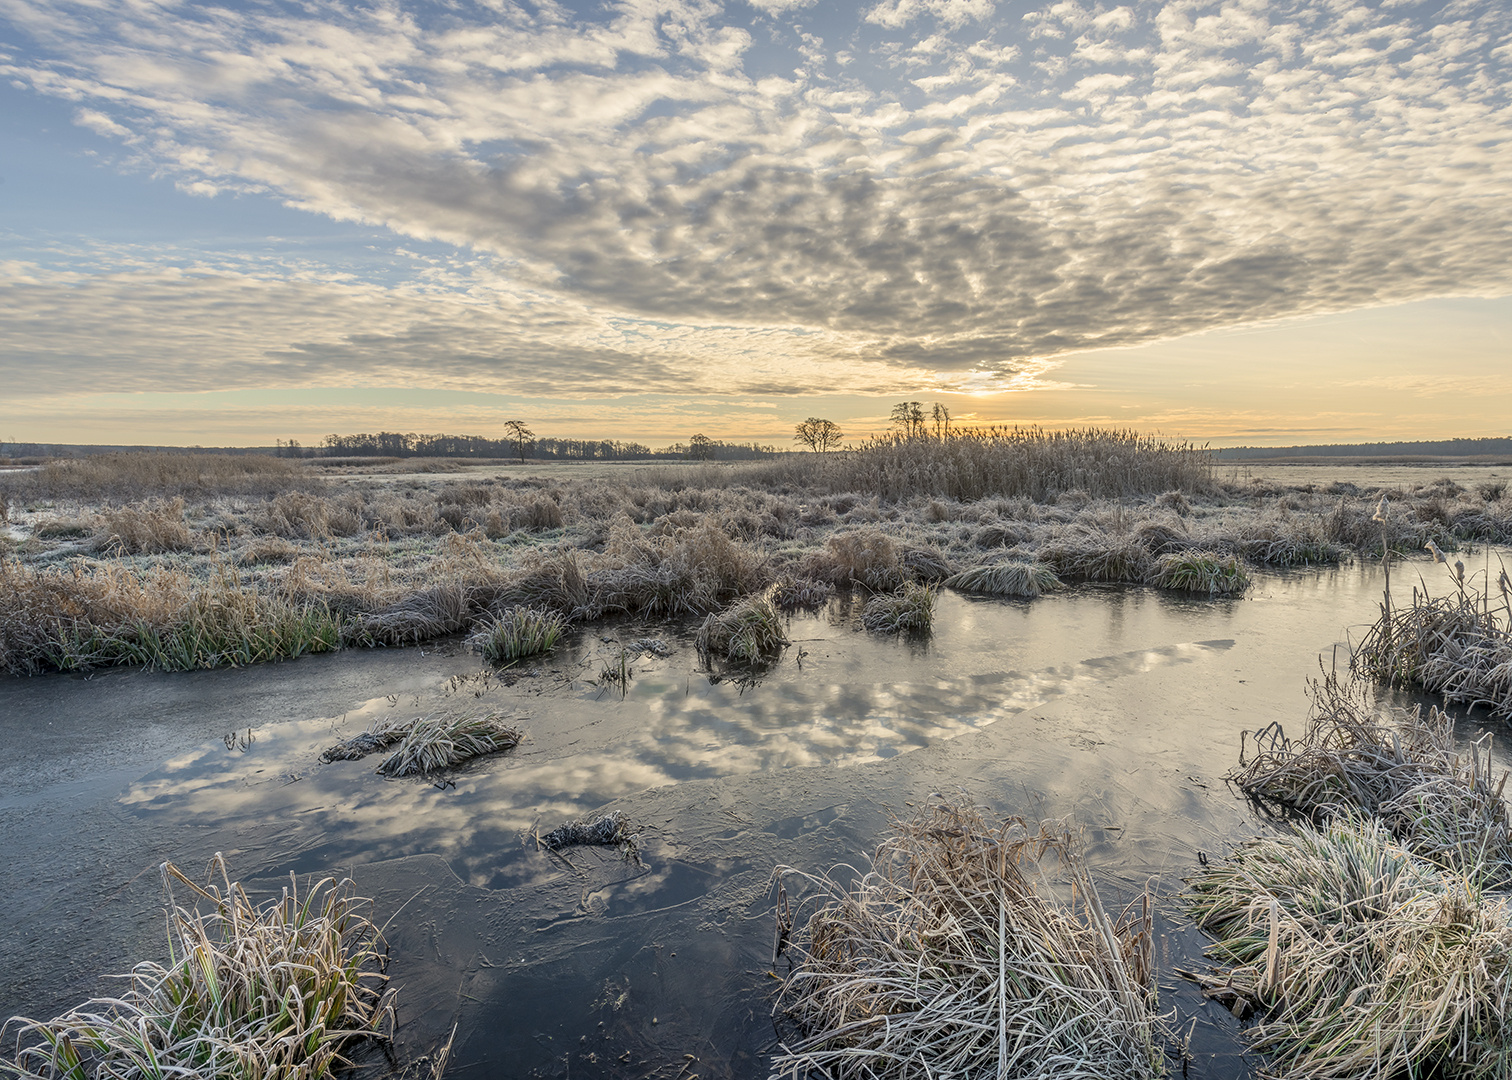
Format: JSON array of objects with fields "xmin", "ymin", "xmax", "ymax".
[{"xmin": 2, "ymin": 554, "xmax": 1508, "ymax": 1079}]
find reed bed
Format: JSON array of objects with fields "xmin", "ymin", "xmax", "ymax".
[
  {"xmin": 1353, "ymin": 588, "xmax": 1512, "ymax": 720},
  {"xmin": 1, "ymin": 856, "xmax": 392, "ymax": 1080},
  {"xmin": 771, "ymin": 801, "xmax": 1163, "ymax": 1080},
  {"xmin": 321, "ymin": 713, "xmax": 522, "ymax": 777},
  {"xmin": 1189, "ymin": 816, "xmax": 1512, "ymax": 1080},
  {"xmin": 943, "ymin": 559, "xmax": 1062, "ymax": 598},
  {"xmin": 696, "ymin": 588, "xmax": 787, "ymax": 666},
  {"xmin": 1229, "ymin": 671, "xmax": 1512, "ymax": 887},
  {"xmin": 1147, "ymin": 551, "xmax": 1250, "ymax": 595},
  {"xmin": 468, "ymin": 605, "xmax": 567, "ymax": 662},
  {"xmin": 860, "ymin": 581, "xmax": 935, "ymax": 634},
  {"xmin": 811, "ymin": 427, "xmax": 1214, "ymax": 501}
]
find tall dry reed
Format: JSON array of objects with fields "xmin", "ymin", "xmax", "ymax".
[{"xmin": 772, "ymin": 800, "xmax": 1163, "ymax": 1080}]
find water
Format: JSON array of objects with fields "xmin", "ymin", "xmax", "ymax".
[{"xmin": 1, "ymin": 557, "xmax": 1505, "ymax": 1078}]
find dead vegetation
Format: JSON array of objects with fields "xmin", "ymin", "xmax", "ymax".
[
  {"xmin": 321, "ymin": 713, "xmax": 522, "ymax": 777},
  {"xmin": 1189, "ymin": 817, "xmax": 1512, "ymax": 1080},
  {"xmin": 538, "ymin": 810, "xmax": 640, "ymax": 860},
  {"xmin": 1230, "ymin": 671, "xmax": 1512, "ymax": 887},
  {"xmin": 1353, "ymin": 567, "xmax": 1512, "ymax": 719},
  {"xmin": 2, "ymin": 445, "xmax": 1508, "ymax": 676},
  {"xmin": 1189, "ymin": 669, "xmax": 1512, "ymax": 1078},
  {"xmin": 771, "ymin": 800, "xmax": 1164, "ymax": 1080},
  {"xmin": 696, "ymin": 588, "xmax": 787, "ymax": 666},
  {"xmin": 1, "ymin": 856, "xmax": 392, "ymax": 1080}
]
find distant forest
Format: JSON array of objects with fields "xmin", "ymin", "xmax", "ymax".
[
  {"xmin": 298, "ymin": 431, "xmax": 783, "ymax": 461},
  {"xmin": 1216, "ymin": 437, "xmax": 1512, "ymax": 460}
]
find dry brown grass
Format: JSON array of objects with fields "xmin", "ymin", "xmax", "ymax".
[
  {"xmin": 1, "ymin": 856, "xmax": 392, "ymax": 1080},
  {"xmin": 1190, "ymin": 816, "xmax": 1512, "ymax": 1080},
  {"xmin": 1230, "ymin": 671, "xmax": 1512, "ymax": 887},
  {"xmin": 96, "ymin": 498, "xmax": 195, "ymax": 555},
  {"xmin": 772, "ymin": 800, "xmax": 1163, "ymax": 1080},
  {"xmin": 1, "ymin": 452, "xmax": 319, "ymax": 502}
]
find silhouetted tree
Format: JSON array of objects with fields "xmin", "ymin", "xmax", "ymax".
[
  {"xmin": 931, "ymin": 403, "xmax": 951, "ymax": 441},
  {"xmin": 890, "ymin": 401, "xmax": 927, "ymax": 438},
  {"xmin": 687, "ymin": 433, "xmax": 716, "ymax": 460},
  {"xmin": 503, "ymin": 420, "xmax": 535, "ymax": 462},
  {"xmin": 794, "ymin": 417, "xmax": 845, "ymax": 453}
]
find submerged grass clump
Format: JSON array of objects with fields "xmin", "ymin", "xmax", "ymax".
[
  {"xmin": 1229, "ymin": 671, "xmax": 1512, "ymax": 886},
  {"xmin": 468, "ymin": 605, "xmax": 568, "ymax": 662},
  {"xmin": 538, "ymin": 810, "xmax": 640, "ymax": 861},
  {"xmin": 1189, "ymin": 816, "xmax": 1512, "ymax": 1080},
  {"xmin": 771, "ymin": 800, "xmax": 1163, "ymax": 1080},
  {"xmin": 1, "ymin": 856, "xmax": 392, "ymax": 1080},
  {"xmin": 860, "ymin": 581, "xmax": 935, "ymax": 634},
  {"xmin": 696, "ymin": 589, "xmax": 787, "ymax": 666},
  {"xmin": 321, "ymin": 713, "xmax": 522, "ymax": 777},
  {"xmin": 943, "ymin": 559, "xmax": 1061, "ymax": 598},
  {"xmin": 1147, "ymin": 550, "xmax": 1250, "ymax": 595}
]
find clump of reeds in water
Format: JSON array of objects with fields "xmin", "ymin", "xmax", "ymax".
[
  {"xmin": 1229, "ymin": 670, "xmax": 1512, "ymax": 887},
  {"xmin": 697, "ymin": 588, "xmax": 787, "ymax": 666},
  {"xmin": 1147, "ymin": 550, "xmax": 1250, "ymax": 595},
  {"xmin": 1189, "ymin": 816, "xmax": 1512, "ymax": 1080},
  {"xmin": 1353, "ymin": 555, "xmax": 1512, "ymax": 718},
  {"xmin": 1, "ymin": 855, "xmax": 392, "ymax": 1080},
  {"xmin": 322, "ymin": 712, "xmax": 522, "ymax": 777},
  {"xmin": 943, "ymin": 559, "xmax": 1062, "ymax": 598},
  {"xmin": 468, "ymin": 605, "xmax": 567, "ymax": 662},
  {"xmin": 771, "ymin": 800, "xmax": 1164, "ymax": 1080},
  {"xmin": 860, "ymin": 581, "xmax": 935, "ymax": 634}
]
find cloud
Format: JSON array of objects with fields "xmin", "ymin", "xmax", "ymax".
[{"xmin": 2, "ymin": 0, "xmax": 1510, "ymax": 397}]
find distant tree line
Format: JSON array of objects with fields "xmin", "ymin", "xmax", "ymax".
[
  {"xmin": 1215, "ymin": 437, "xmax": 1512, "ymax": 460},
  {"xmin": 304, "ymin": 431, "xmax": 782, "ymax": 461}
]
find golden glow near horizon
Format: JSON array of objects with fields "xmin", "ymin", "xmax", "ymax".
[{"xmin": 2, "ymin": 1, "xmax": 1510, "ymax": 448}]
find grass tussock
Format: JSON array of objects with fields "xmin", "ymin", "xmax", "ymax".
[
  {"xmin": 1147, "ymin": 551, "xmax": 1251, "ymax": 595},
  {"xmin": 468, "ymin": 605, "xmax": 568, "ymax": 662},
  {"xmin": 697, "ymin": 588, "xmax": 787, "ymax": 666},
  {"xmin": 96, "ymin": 497, "xmax": 194, "ymax": 555},
  {"xmin": 1230, "ymin": 671, "xmax": 1512, "ymax": 887},
  {"xmin": 1189, "ymin": 816, "xmax": 1512, "ymax": 1080},
  {"xmin": 584, "ymin": 517, "xmax": 769, "ymax": 618},
  {"xmin": 860, "ymin": 581, "xmax": 935, "ymax": 634},
  {"xmin": 1039, "ymin": 529, "xmax": 1155, "ymax": 584},
  {"xmin": 321, "ymin": 713, "xmax": 522, "ymax": 777},
  {"xmin": 0, "ymin": 560, "xmax": 340, "ymax": 675},
  {"xmin": 1, "ymin": 856, "xmax": 392, "ymax": 1080},
  {"xmin": 943, "ymin": 559, "xmax": 1062, "ymax": 598},
  {"xmin": 1353, "ymin": 576, "xmax": 1512, "ymax": 719},
  {"xmin": 771, "ymin": 800, "xmax": 1163, "ymax": 1080}
]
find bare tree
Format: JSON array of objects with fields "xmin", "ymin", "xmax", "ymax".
[
  {"xmin": 794, "ymin": 417, "xmax": 845, "ymax": 453},
  {"xmin": 931, "ymin": 403, "xmax": 951, "ymax": 441},
  {"xmin": 503, "ymin": 420, "xmax": 535, "ymax": 462},
  {"xmin": 890, "ymin": 401, "xmax": 927, "ymax": 439},
  {"xmin": 687, "ymin": 433, "xmax": 716, "ymax": 460}
]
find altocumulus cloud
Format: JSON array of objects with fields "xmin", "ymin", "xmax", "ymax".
[{"xmin": 2, "ymin": 0, "xmax": 1510, "ymax": 396}]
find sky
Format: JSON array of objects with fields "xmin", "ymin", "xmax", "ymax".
[{"xmin": 2, "ymin": 0, "xmax": 1510, "ymax": 449}]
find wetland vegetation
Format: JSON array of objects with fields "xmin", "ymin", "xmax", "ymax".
[{"xmin": 4, "ymin": 432, "xmax": 1512, "ymax": 1080}]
